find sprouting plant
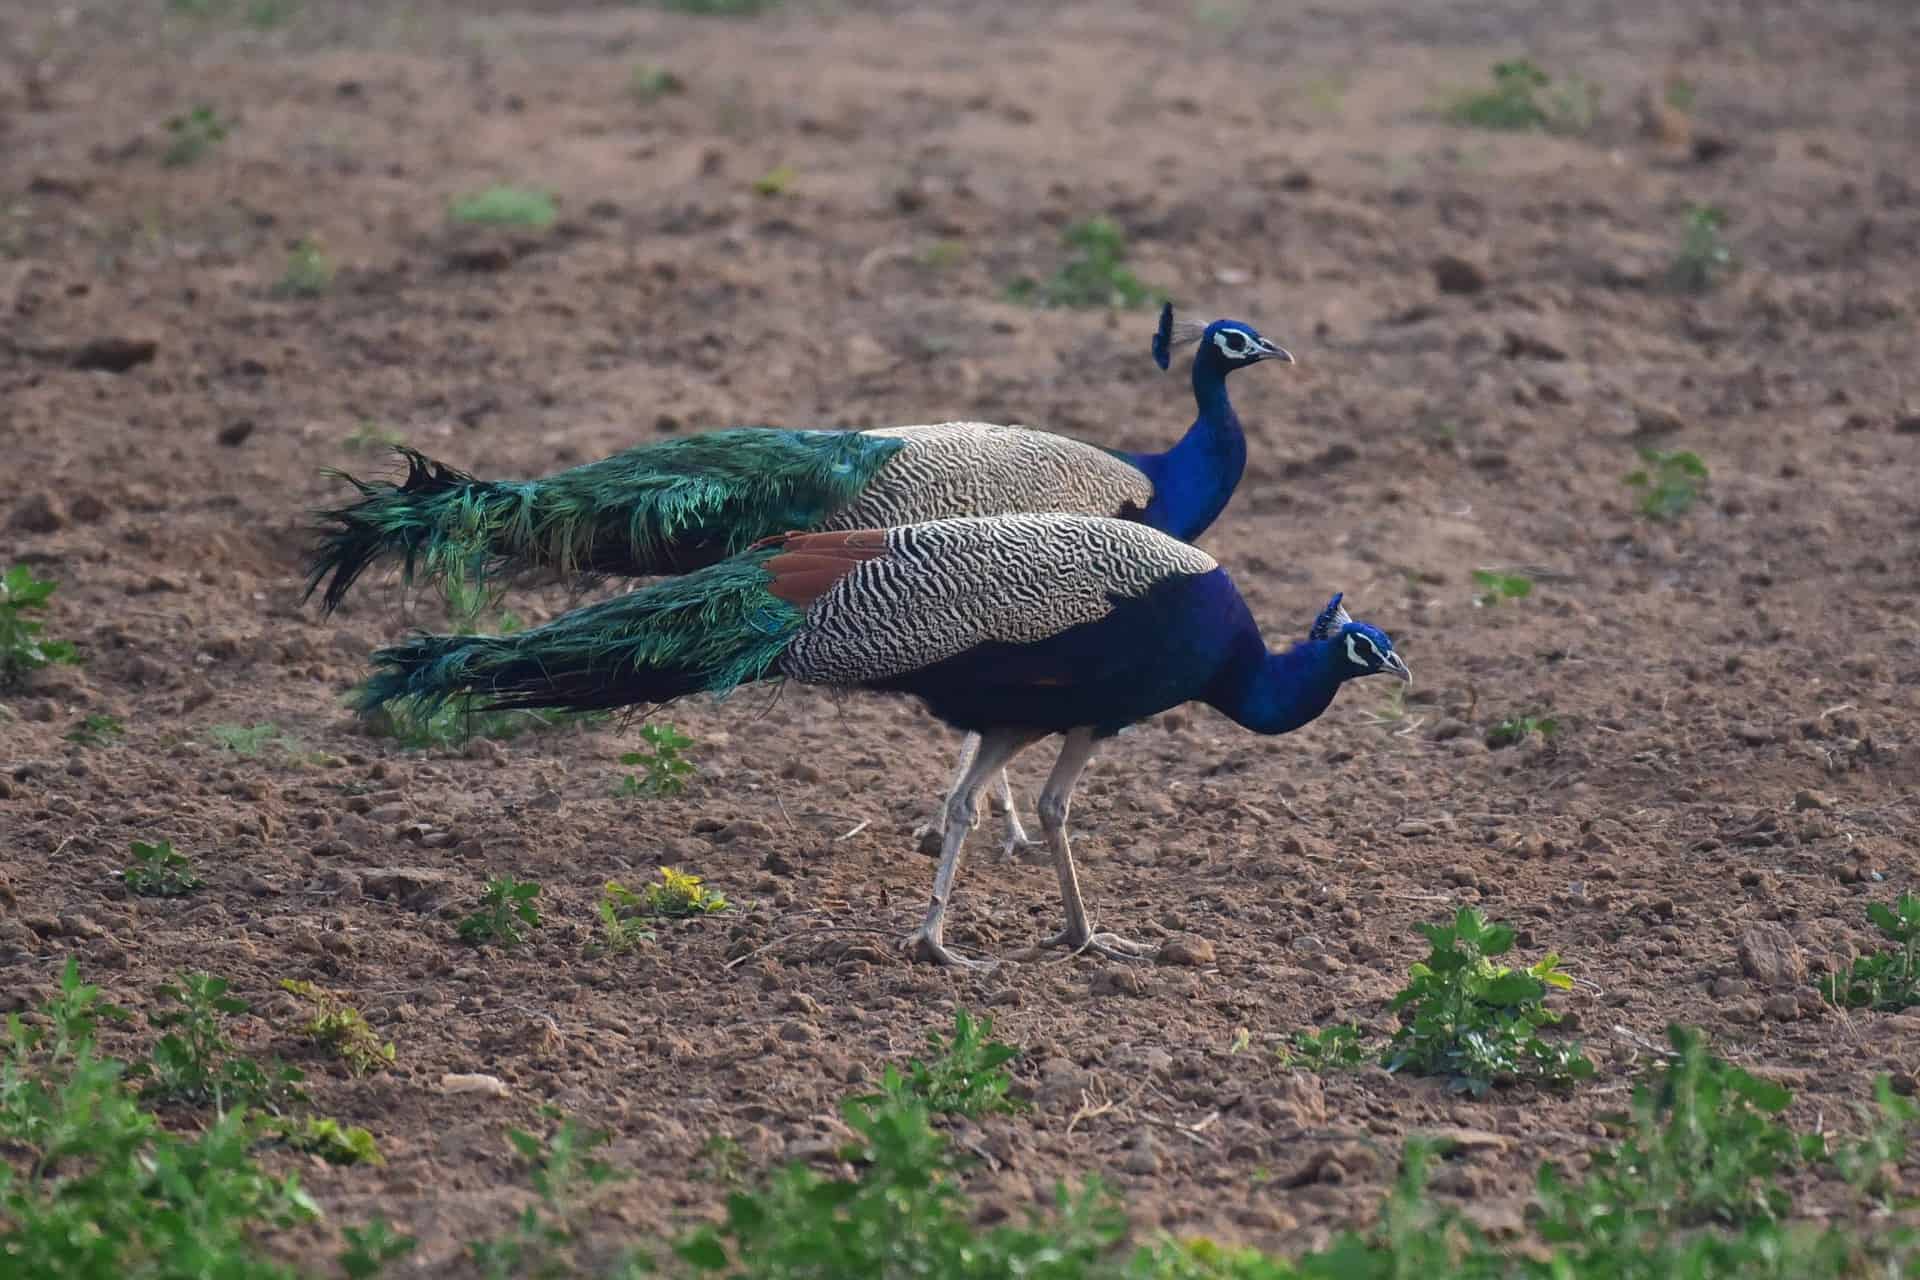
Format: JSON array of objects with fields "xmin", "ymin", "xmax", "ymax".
[
  {"xmin": 1665, "ymin": 77, "xmax": 1698, "ymax": 112},
  {"xmin": 342, "ymin": 420, "xmax": 406, "ymax": 452},
  {"xmin": 1828, "ymin": 1076, "xmax": 1919, "ymax": 1208},
  {"xmin": 340, "ymin": 1217, "xmax": 418, "ymax": 1278},
  {"xmin": 639, "ymin": 866, "xmax": 730, "ymax": 917},
  {"xmin": 123, "ymin": 839, "xmax": 203, "ymax": 898},
  {"xmin": 1486, "ymin": 714, "xmax": 1559, "ymax": 749},
  {"xmin": 595, "ymin": 882, "xmax": 658, "ymax": 954},
  {"xmin": 629, "ymin": 64, "xmax": 686, "ymax": 101},
  {"xmin": 752, "ymin": 164, "xmax": 796, "ymax": 197},
  {"xmin": 617, "ymin": 722, "xmax": 695, "ymax": 796},
  {"xmin": 0, "ymin": 565, "xmax": 81, "ymax": 688},
  {"xmin": 1625, "ymin": 446, "xmax": 1709, "ymax": 519},
  {"xmin": 207, "ymin": 722, "xmax": 284, "ymax": 757},
  {"xmin": 449, "ymin": 186, "xmax": 557, "ymax": 229},
  {"xmin": 280, "ymin": 979, "xmax": 395, "ymax": 1075},
  {"xmin": 1540, "ymin": 1025, "xmax": 1819, "ymax": 1236},
  {"xmin": 1384, "ymin": 906, "xmax": 1593, "ymax": 1095},
  {"xmin": 269, "ymin": 1114, "xmax": 383, "ymax": 1165},
  {"xmin": 655, "ymin": 0, "xmax": 780, "ymax": 14},
  {"xmin": 1448, "ymin": 59, "xmax": 1550, "ymax": 130},
  {"xmin": 1276, "ymin": 1022, "xmax": 1372, "ymax": 1072},
  {"xmin": 1668, "ymin": 204, "xmax": 1735, "ymax": 292},
  {"xmin": 162, "ymin": 104, "xmax": 232, "ymax": 167},
  {"xmin": 697, "ymin": 1133, "xmax": 748, "ymax": 1185},
  {"xmin": 275, "ymin": 236, "xmax": 333, "ymax": 297},
  {"xmin": 67, "ymin": 713, "xmax": 126, "ymax": 748},
  {"xmin": 132, "ymin": 973, "xmax": 246, "ymax": 1105},
  {"xmin": 917, "ymin": 239, "xmax": 967, "ymax": 269},
  {"xmin": 1005, "ymin": 217, "xmax": 1161, "ymax": 310},
  {"xmin": 866, "ymin": 1009, "xmax": 1026, "ymax": 1118},
  {"xmin": 470, "ymin": 1110, "xmax": 627, "ymax": 1278},
  {"xmin": 1471, "ymin": 569, "xmax": 1533, "ymax": 606},
  {"xmin": 1821, "ymin": 892, "xmax": 1920, "ymax": 1012},
  {"xmin": 458, "ymin": 875, "xmax": 544, "ymax": 947}
]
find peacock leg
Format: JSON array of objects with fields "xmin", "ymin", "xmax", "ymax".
[
  {"xmin": 1037, "ymin": 728, "xmax": 1154, "ymax": 961},
  {"xmin": 913, "ymin": 735, "xmax": 1039, "ymax": 861},
  {"xmin": 902, "ymin": 728, "xmax": 1037, "ymax": 970}
]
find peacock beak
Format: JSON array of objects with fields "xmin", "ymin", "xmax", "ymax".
[
  {"xmin": 1383, "ymin": 652, "xmax": 1411, "ymax": 684},
  {"xmin": 1258, "ymin": 340, "xmax": 1296, "ymax": 365}
]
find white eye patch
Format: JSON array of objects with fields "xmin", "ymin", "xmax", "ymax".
[
  {"xmin": 1345, "ymin": 633, "xmax": 1379, "ymax": 667},
  {"xmin": 1213, "ymin": 330, "xmax": 1252, "ymax": 358}
]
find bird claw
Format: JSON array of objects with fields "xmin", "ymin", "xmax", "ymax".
[
  {"xmin": 999, "ymin": 826, "xmax": 1043, "ymax": 862},
  {"xmin": 900, "ymin": 926, "xmax": 996, "ymax": 971},
  {"xmin": 1041, "ymin": 927, "xmax": 1156, "ymax": 962}
]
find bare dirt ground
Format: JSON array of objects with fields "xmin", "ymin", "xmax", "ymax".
[{"xmin": 3, "ymin": 0, "xmax": 1919, "ymax": 1270}]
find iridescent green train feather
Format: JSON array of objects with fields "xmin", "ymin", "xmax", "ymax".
[
  {"xmin": 305, "ymin": 429, "xmax": 905, "ymax": 614},
  {"xmin": 355, "ymin": 547, "xmax": 802, "ymax": 715}
]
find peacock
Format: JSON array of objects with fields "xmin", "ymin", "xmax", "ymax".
[
  {"xmin": 307, "ymin": 304, "xmax": 1291, "ymax": 857},
  {"xmin": 356, "ymin": 512, "xmax": 1410, "ymax": 969}
]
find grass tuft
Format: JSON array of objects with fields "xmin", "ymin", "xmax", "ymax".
[
  {"xmin": 1006, "ymin": 217, "xmax": 1162, "ymax": 310},
  {"xmin": 449, "ymin": 186, "xmax": 558, "ymax": 229}
]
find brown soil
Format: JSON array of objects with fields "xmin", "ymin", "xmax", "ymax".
[{"xmin": 3, "ymin": 0, "xmax": 1918, "ymax": 1270}]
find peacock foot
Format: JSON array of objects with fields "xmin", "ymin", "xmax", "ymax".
[
  {"xmin": 998, "ymin": 818, "xmax": 1043, "ymax": 863},
  {"xmin": 900, "ymin": 925, "xmax": 996, "ymax": 971},
  {"xmin": 1040, "ymin": 926, "xmax": 1156, "ymax": 962}
]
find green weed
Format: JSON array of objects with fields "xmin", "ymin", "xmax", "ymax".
[
  {"xmin": 207, "ymin": 721, "xmax": 288, "ymax": 757},
  {"xmin": 1821, "ymin": 892, "xmax": 1920, "ymax": 1012},
  {"xmin": 1276, "ymin": 1022, "xmax": 1371, "ymax": 1072},
  {"xmin": 1448, "ymin": 59, "xmax": 1596, "ymax": 134},
  {"xmin": 697, "ymin": 1133, "xmax": 748, "ymax": 1185},
  {"xmin": 458, "ymin": 875, "xmax": 544, "ymax": 947},
  {"xmin": 340, "ymin": 1217, "xmax": 418, "ymax": 1278},
  {"xmin": 595, "ymin": 881, "xmax": 658, "ymax": 954},
  {"xmin": 1486, "ymin": 714, "xmax": 1559, "ymax": 749},
  {"xmin": 865, "ymin": 1009, "xmax": 1025, "ymax": 1119},
  {"xmin": 129, "ymin": 974, "xmax": 302, "ymax": 1112},
  {"xmin": 630, "ymin": 64, "xmax": 686, "ymax": 101},
  {"xmin": 270, "ymin": 1114, "xmax": 382, "ymax": 1165},
  {"xmin": 279, "ymin": 979, "xmax": 395, "ymax": 1075},
  {"xmin": 469, "ymin": 1110, "xmax": 626, "ymax": 1279},
  {"xmin": 637, "ymin": 866, "xmax": 730, "ymax": 917},
  {"xmin": 66, "ymin": 713, "xmax": 125, "ymax": 748},
  {"xmin": 274, "ymin": 235, "xmax": 333, "ymax": 297},
  {"xmin": 0, "ymin": 959, "xmax": 322, "ymax": 1278},
  {"xmin": 1625, "ymin": 446, "xmax": 1709, "ymax": 519},
  {"xmin": 1383, "ymin": 905, "xmax": 1593, "ymax": 1095},
  {"xmin": 1669, "ymin": 203, "xmax": 1735, "ymax": 292},
  {"xmin": 0, "ymin": 565, "xmax": 81, "ymax": 688},
  {"xmin": 449, "ymin": 186, "xmax": 557, "ymax": 229},
  {"xmin": 342, "ymin": 420, "xmax": 406, "ymax": 453},
  {"xmin": 617, "ymin": 722, "xmax": 695, "ymax": 796},
  {"xmin": 751, "ymin": 164, "xmax": 796, "ymax": 197},
  {"xmin": 1471, "ymin": 570, "xmax": 1533, "ymax": 607},
  {"xmin": 652, "ymin": 0, "xmax": 780, "ymax": 14},
  {"xmin": 918, "ymin": 239, "xmax": 968, "ymax": 269},
  {"xmin": 123, "ymin": 838, "xmax": 203, "ymax": 898},
  {"xmin": 1006, "ymin": 216, "xmax": 1162, "ymax": 310},
  {"xmin": 162, "ymin": 104, "xmax": 232, "ymax": 167}
]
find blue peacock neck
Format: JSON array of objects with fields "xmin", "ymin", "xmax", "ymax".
[
  {"xmin": 1130, "ymin": 356, "xmax": 1246, "ymax": 542},
  {"xmin": 1211, "ymin": 636, "xmax": 1346, "ymax": 736}
]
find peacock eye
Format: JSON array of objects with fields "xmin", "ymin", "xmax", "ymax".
[{"xmin": 1222, "ymin": 331, "xmax": 1248, "ymax": 353}]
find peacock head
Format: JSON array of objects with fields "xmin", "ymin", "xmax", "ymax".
[
  {"xmin": 1309, "ymin": 593, "xmax": 1410, "ymax": 685},
  {"xmin": 1153, "ymin": 302, "xmax": 1294, "ymax": 375}
]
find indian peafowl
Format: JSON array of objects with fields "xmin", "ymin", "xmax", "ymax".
[
  {"xmin": 308, "ymin": 306, "xmax": 1291, "ymax": 856},
  {"xmin": 356, "ymin": 513, "xmax": 1409, "ymax": 969}
]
